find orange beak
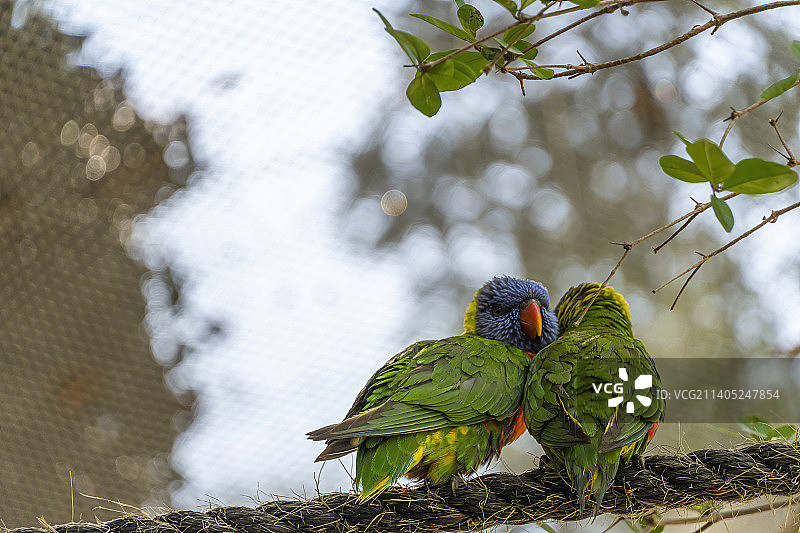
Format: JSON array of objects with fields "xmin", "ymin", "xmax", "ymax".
[{"xmin": 520, "ymin": 300, "xmax": 543, "ymax": 338}]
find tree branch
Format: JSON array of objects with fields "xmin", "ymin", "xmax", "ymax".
[
  {"xmin": 418, "ymin": 0, "xmax": 564, "ymax": 73},
  {"xmin": 652, "ymin": 200, "xmax": 800, "ymax": 305},
  {"xmin": 720, "ymin": 77, "xmax": 800, "ymax": 147},
  {"xmin": 769, "ymin": 112, "xmax": 800, "ymax": 167},
  {"xmin": 576, "ymin": 40, "xmax": 797, "ymax": 315},
  {"xmin": 418, "ymin": 0, "xmax": 666, "ymax": 74},
  {"xmin": 509, "ymin": 0, "xmax": 800, "ymax": 81},
  {"xmin": 571, "ymin": 193, "xmax": 737, "ymax": 324}
]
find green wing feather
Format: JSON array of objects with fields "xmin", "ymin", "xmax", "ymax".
[
  {"xmin": 310, "ymin": 336, "xmax": 528, "ymax": 447},
  {"xmin": 524, "ymin": 283, "xmax": 665, "ymax": 516}
]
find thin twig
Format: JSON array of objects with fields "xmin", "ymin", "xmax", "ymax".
[
  {"xmin": 529, "ymin": 0, "xmax": 560, "ymax": 22},
  {"xmin": 418, "ymin": 1, "xmax": 570, "ymax": 73},
  {"xmin": 523, "ymin": 2, "xmax": 629, "ymax": 54},
  {"xmin": 420, "ymin": 0, "xmax": 663, "ymax": 74},
  {"xmin": 505, "ymin": 63, "xmax": 576, "ymax": 70},
  {"xmin": 668, "ymin": 263, "xmax": 702, "ymax": 311},
  {"xmin": 574, "ymin": 193, "xmax": 738, "ymax": 321},
  {"xmin": 690, "ymin": 0, "xmax": 718, "ymax": 17},
  {"xmin": 509, "ymin": 0, "xmax": 800, "ymax": 81},
  {"xmin": 720, "ymin": 78, "xmax": 800, "ymax": 147},
  {"xmin": 637, "ymin": 193, "xmax": 737, "ymax": 247},
  {"xmin": 485, "ymin": 19, "xmax": 536, "ymax": 74},
  {"xmin": 579, "ymin": 41, "xmax": 794, "ymax": 314},
  {"xmin": 652, "ymin": 200, "xmax": 800, "ymax": 307},
  {"xmin": 573, "ymin": 244, "xmax": 630, "ymax": 327},
  {"xmin": 769, "ymin": 112, "xmax": 799, "ymax": 166},
  {"xmin": 538, "ymin": 0, "xmax": 655, "ymax": 19},
  {"xmin": 652, "ymin": 211, "xmax": 700, "ymax": 253}
]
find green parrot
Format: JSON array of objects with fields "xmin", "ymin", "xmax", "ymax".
[
  {"xmin": 524, "ymin": 282, "xmax": 664, "ymax": 516},
  {"xmin": 308, "ymin": 276, "xmax": 559, "ymax": 501}
]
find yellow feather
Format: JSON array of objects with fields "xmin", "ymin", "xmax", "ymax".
[
  {"xmin": 412, "ymin": 444, "xmax": 425, "ymax": 463},
  {"xmin": 619, "ymin": 442, "xmax": 637, "ymax": 458},
  {"xmin": 463, "ymin": 298, "xmax": 478, "ymax": 334},
  {"xmin": 357, "ymin": 474, "xmax": 392, "ymax": 502}
]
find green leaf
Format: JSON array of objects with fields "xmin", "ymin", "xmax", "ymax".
[
  {"xmin": 738, "ymin": 416, "xmax": 796, "ymax": 441},
  {"xmin": 427, "ymin": 58, "xmax": 455, "ymax": 83},
  {"xmin": 454, "ymin": 0, "xmax": 466, "ymax": 7},
  {"xmin": 480, "ymin": 46, "xmax": 503, "ymax": 64},
  {"xmin": 659, "ymin": 155, "xmax": 708, "ymax": 183},
  {"xmin": 456, "ymin": 50, "xmax": 490, "ymax": 72},
  {"xmin": 428, "ymin": 58, "xmax": 469, "ymax": 92},
  {"xmin": 792, "ymin": 40, "xmax": 800, "ymax": 61},
  {"xmin": 495, "ymin": 36, "xmax": 533, "ymax": 56},
  {"xmin": 373, "ymin": 8, "xmax": 394, "ymax": 29},
  {"xmin": 710, "ymin": 194, "xmax": 734, "ymax": 232},
  {"xmin": 722, "ymin": 158, "xmax": 798, "ymax": 194},
  {"xmin": 426, "ymin": 51, "xmax": 488, "ymax": 90},
  {"xmin": 686, "ymin": 138, "xmax": 734, "ymax": 188},
  {"xmin": 406, "ymin": 74, "xmax": 441, "ymax": 117},
  {"xmin": 513, "ymin": 39, "xmax": 533, "ymax": 54},
  {"xmin": 521, "ymin": 59, "xmax": 553, "ymax": 79},
  {"xmin": 457, "ymin": 5, "xmax": 484, "ymax": 35},
  {"xmin": 673, "ymin": 131, "xmax": 691, "ymax": 146},
  {"xmin": 520, "ymin": 47, "xmax": 538, "ymax": 60},
  {"xmin": 772, "ymin": 424, "xmax": 798, "ymax": 440},
  {"xmin": 374, "ymin": 9, "xmax": 431, "ymax": 65},
  {"xmin": 503, "ymin": 23, "xmax": 535, "ymax": 46},
  {"xmin": 519, "ymin": 0, "xmax": 537, "ymax": 10},
  {"xmin": 739, "ymin": 419, "xmax": 773, "ymax": 440},
  {"xmin": 760, "ymin": 72, "xmax": 799, "ymax": 100},
  {"xmin": 410, "ymin": 14, "xmax": 475, "ymax": 42},
  {"xmin": 568, "ymin": 0, "xmax": 601, "ymax": 6},
  {"xmin": 492, "ymin": 0, "xmax": 518, "ymax": 16}
]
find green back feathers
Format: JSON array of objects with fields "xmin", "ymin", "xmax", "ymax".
[
  {"xmin": 310, "ymin": 334, "xmax": 533, "ymax": 500},
  {"xmin": 555, "ymin": 283, "xmax": 632, "ymax": 336},
  {"xmin": 525, "ymin": 282, "xmax": 664, "ymax": 516}
]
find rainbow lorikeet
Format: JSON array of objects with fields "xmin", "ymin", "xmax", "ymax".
[
  {"xmin": 524, "ymin": 283, "xmax": 664, "ymax": 516},
  {"xmin": 308, "ymin": 276, "xmax": 558, "ymax": 501}
]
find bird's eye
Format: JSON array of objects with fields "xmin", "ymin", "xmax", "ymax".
[{"xmin": 490, "ymin": 304, "xmax": 507, "ymax": 317}]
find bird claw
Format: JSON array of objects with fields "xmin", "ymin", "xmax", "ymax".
[{"xmin": 450, "ymin": 474, "xmax": 465, "ymax": 496}]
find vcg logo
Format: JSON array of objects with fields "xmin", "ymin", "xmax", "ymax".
[{"xmin": 591, "ymin": 368, "xmax": 653, "ymax": 414}]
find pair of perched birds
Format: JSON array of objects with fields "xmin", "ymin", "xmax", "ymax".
[{"xmin": 308, "ymin": 277, "xmax": 664, "ymax": 515}]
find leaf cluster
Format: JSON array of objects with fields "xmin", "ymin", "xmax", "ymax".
[
  {"xmin": 660, "ymin": 133, "xmax": 798, "ymax": 231},
  {"xmin": 656, "ymin": 40, "xmax": 800, "ymax": 232},
  {"xmin": 374, "ymin": 0, "xmax": 577, "ymax": 116},
  {"xmin": 738, "ymin": 415, "xmax": 798, "ymax": 442}
]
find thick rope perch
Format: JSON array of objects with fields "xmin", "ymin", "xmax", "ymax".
[{"xmin": 8, "ymin": 442, "xmax": 800, "ymax": 533}]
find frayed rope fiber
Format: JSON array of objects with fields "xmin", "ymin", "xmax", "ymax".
[{"xmin": 8, "ymin": 442, "xmax": 800, "ymax": 533}]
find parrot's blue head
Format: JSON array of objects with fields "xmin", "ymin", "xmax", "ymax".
[{"xmin": 466, "ymin": 276, "xmax": 559, "ymax": 354}]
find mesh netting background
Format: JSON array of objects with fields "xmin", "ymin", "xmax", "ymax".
[
  {"xmin": 0, "ymin": 4, "xmax": 190, "ymax": 526},
  {"xmin": 3, "ymin": 2, "xmax": 800, "ymax": 532}
]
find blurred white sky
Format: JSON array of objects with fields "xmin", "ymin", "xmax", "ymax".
[
  {"xmin": 33, "ymin": 0, "xmax": 800, "ymax": 515},
  {"xmin": 40, "ymin": 0, "xmax": 437, "ymax": 507}
]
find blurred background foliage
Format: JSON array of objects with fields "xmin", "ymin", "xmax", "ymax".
[
  {"xmin": 0, "ymin": 3, "xmax": 191, "ymax": 526},
  {"xmin": 342, "ymin": 0, "xmax": 800, "ymax": 457},
  {"xmin": 3, "ymin": 1, "xmax": 800, "ymax": 532}
]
